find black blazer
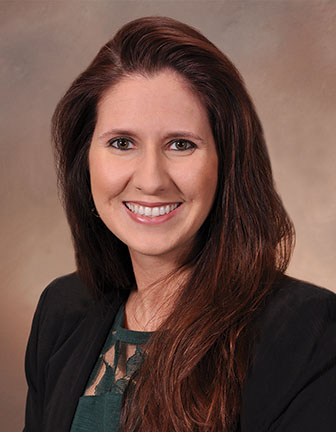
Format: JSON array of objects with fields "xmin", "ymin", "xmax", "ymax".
[{"xmin": 24, "ymin": 273, "xmax": 336, "ymax": 431}]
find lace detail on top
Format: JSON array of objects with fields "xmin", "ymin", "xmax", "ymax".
[{"xmin": 84, "ymin": 304, "xmax": 153, "ymax": 397}]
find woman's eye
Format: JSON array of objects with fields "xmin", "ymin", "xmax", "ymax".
[
  {"xmin": 170, "ymin": 139, "xmax": 195, "ymax": 151},
  {"xmin": 109, "ymin": 138, "xmax": 133, "ymax": 150}
]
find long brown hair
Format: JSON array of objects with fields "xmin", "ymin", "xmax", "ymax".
[{"xmin": 52, "ymin": 16, "xmax": 294, "ymax": 431}]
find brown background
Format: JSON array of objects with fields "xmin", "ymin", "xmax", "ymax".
[{"xmin": 1, "ymin": 1, "xmax": 335, "ymax": 430}]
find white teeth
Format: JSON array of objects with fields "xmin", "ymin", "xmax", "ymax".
[{"xmin": 125, "ymin": 203, "xmax": 180, "ymax": 217}]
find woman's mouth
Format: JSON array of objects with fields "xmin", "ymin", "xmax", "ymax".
[{"xmin": 124, "ymin": 202, "xmax": 181, "ymax": 218}]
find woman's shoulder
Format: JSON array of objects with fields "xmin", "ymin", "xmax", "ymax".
[
  {"xmin": 32, "ymin": 272, "xmax": 121, "ymax": 342},
  {"xmin": 253, "ymin": 274, "xmax": 336, "ymax": 367},
  {"xmin": 241, "ymin": 275, "xmax": 336, "ymax": 431},
  {"xmin": 272, "ymin": 273, "xmax": 335, "ymax": 303},
  {"xmin": 40, "ymin": 271, "xmax": 93, "ymax": 306},
  {"xmin": 260, "ymin": 274, "xmax": 336, "ymax": 338},
  {"xmin": 266, "ymin": 273, "xmax": 335, "ymax": 313},
  {"xmin": 35, "ymin": 272, "xmax": 94, "ymax": 325},
  {"xmin": 26, "ymin": 273, "xmax": 122, "ymax": 374}
]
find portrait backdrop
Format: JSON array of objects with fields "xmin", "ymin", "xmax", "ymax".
[{"xmin": 0, "ymin": 1, "xmax": 335, "ymax": 430}]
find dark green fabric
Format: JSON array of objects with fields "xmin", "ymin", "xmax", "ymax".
[{"xmin": 70, "ymin": 304, "xmax": 152, "ymax": 432}]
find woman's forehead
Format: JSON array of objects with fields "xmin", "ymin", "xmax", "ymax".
[{"xmin": 94, "ymin": 70, "xmax": 213, "ymax": 142}]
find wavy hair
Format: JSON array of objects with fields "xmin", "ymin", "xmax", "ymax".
[{"xmin": 52, "ymin": 16, "xmax": 294, "ymax": 431}]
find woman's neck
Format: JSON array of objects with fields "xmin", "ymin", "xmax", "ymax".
[{"xmin": 124, "ymin": 251, "xmax": 186, "ymax": 332}]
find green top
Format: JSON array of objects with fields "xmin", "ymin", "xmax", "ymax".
[{"xmin": 70, "ymin": 303, "xmax": 153, "ymax": 432}]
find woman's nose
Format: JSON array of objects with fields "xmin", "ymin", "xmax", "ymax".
[{"xmin": 132, "ymin": 150, "xmax": 170, "ymax": 194}]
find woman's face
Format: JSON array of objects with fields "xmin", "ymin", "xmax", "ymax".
[{"xmin": 89, "ymin": 70, "xmax": 218, "ymax": 262}]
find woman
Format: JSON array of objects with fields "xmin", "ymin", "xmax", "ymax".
[{"xmin": 24, "ymin": 16, "xmax": 336, "ymax": 432}]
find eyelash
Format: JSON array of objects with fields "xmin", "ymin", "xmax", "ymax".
[
  {"xmin": 108, "ymin": 137, "xmax": 196, "ymax": 151},
  {"xmin": 169, "ymin": 139, "xmax": 195, "ymax": 151},
  {"xmin": 108, "ymin": 137, "xmax": 134, "ymax": 151}
]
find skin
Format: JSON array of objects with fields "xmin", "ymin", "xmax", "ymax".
[{"xmin": 89, "ymin": 69, "xmax": 218, "ymax": 330}]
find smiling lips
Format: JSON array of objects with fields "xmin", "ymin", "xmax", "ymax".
[{"xmin": 124, "ymin": 202, "xmax": 181, "ymax": 219}]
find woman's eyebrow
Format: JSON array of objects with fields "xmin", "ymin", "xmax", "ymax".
[
  {"xmin": 97, "ymin": 129, "xmax": 205, "ymax": 143},
  {"xmin": 163, "ymin": 131, "xmax": 205, "ymax": 143},
  {"xmin": 97, "ymin": 129, "xmax": 138, "ymax": 141}
]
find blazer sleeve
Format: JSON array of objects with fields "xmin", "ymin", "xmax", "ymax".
[
  {"xmin": 24, "ymin": 286, "xmax": 50, "ymax": 432},
  {"xmin": 23, "ymin": 274, "xmax": 91, "ymax": 431},
  {"xmin": 241, "ymin": 280, "xmax": 336, "ymax": 432},
  {"xmin": 23, "ymin": 273, "xmax": 118, "ymax": 432}
]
